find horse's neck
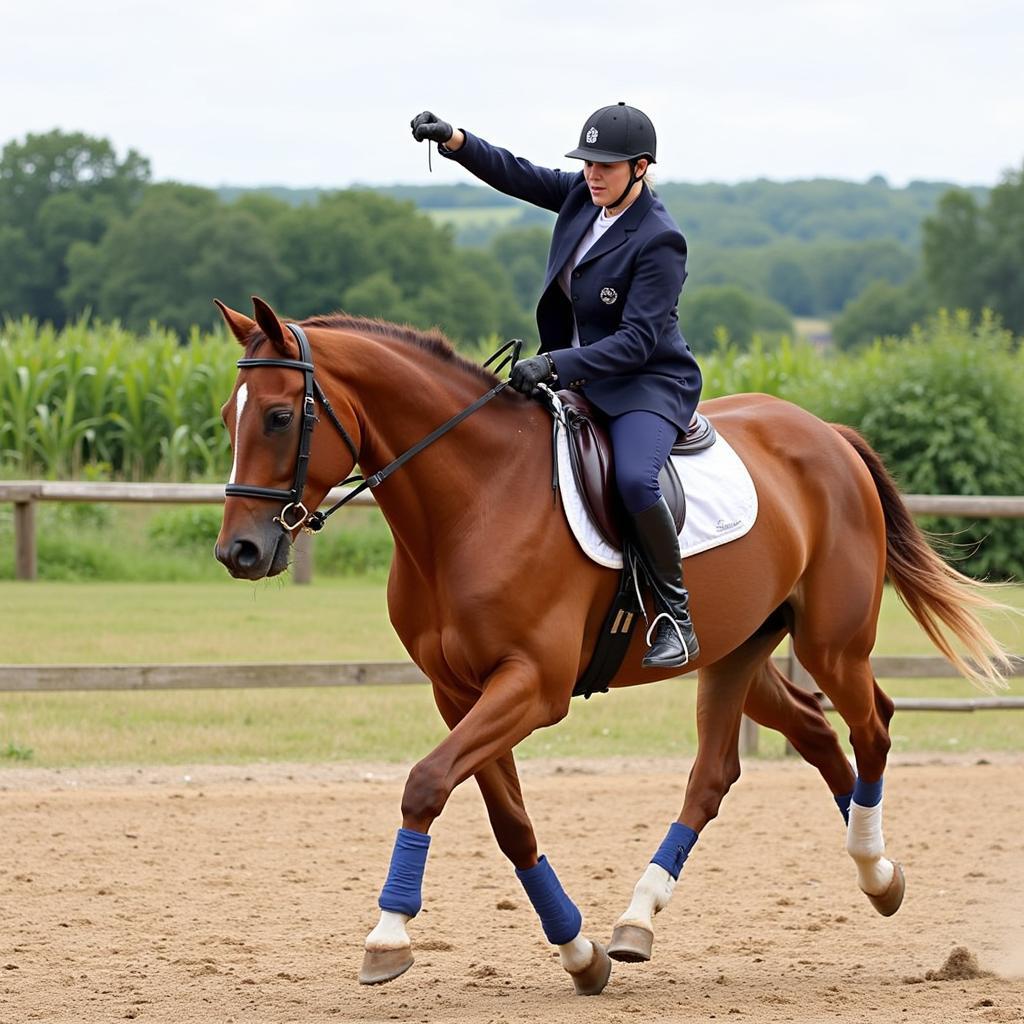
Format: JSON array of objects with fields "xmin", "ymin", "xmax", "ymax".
[{"xmin": 329, "ymin": 334, "xmax": 544, "ymax": 547}]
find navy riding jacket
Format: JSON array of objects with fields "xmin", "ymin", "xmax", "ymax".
[{"xmin": 442, "ymin": 131, "xmax": 702, "ymax": 430}]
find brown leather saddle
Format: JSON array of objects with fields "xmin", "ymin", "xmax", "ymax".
[{"xmin": 558, "ymin": 390, "xmax": 716, "ymax": 550}]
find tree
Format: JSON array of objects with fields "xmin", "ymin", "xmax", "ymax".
[
  {"xmin": 488, "ymin": 226, "xmax": 549, "ymax": 311},
  {"xmin": 680, "ymin": 285, "xmax": 793, "ymax": 351},
  {"xmin": 0, "ymin": 130, "xmax": 150, "ymax": 321},
  {"xmin": 923, "ymin": 164, "xmax": 1024, "ymax": 334},
  {"xmin": 64, "ymin": 184, "xmax": 287, "ymax": 335},
  {"xmin": 832, "ymin": 277, "xmax": 932, "ymax": 350}
]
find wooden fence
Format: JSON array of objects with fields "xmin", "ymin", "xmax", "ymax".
[
  {"xmin": 2, "ymin": 481, "xmax": 1022, "ymax": 756},
  {"xmin": 4, "ymin": 479, "xmax": 1024, "ymax": 584}
]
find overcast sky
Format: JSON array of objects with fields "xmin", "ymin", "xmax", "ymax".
[{"xmin": 5, "ymin": 0, "xmax": 1022, "ymax": 190}]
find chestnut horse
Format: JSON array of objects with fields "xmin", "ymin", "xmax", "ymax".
[{"xmin": 214, "ymin": 297, "xmax": 1008, "ymax": 996}]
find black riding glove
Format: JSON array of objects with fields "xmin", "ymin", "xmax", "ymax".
[
  {"xmin": 410, "ymin": 111, "xmax": 453, "ymax": 145},
  {"xmin": 509, "ymin": 354, "xmax": 555, "ymax": 395}
]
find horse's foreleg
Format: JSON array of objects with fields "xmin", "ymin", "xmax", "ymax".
[
  {"xmin": 473, "ymin": 751, "xmax": 611, "ymax": 994},
  {"xmin": 610, "ymin": 636, "xmax": 773, "ymax": 964},
  {"xmin": 364, "ymin": 660, "xmax": 609, "ymax": 993}
]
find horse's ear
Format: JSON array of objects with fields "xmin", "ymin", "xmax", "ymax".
[
  {"xmin": 213, "ymin": 299, "xmax": 256, "ymax": 347},
  {"xmin": 251, "ymin": 295, "xmax": 298, "ymax": 359}
]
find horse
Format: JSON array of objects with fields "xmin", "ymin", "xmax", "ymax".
[{"xmin": 213, "ymin": 296, "xmax": 1010, "ymax": 995}]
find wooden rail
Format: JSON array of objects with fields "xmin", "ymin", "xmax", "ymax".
[
  {"xmin": 4, "ymin": 480, "xmax": 1024, "ymax": 584},
  {"xmin": 1, "ymin": 655, "xmax": 1020, "ymax": 693},
  {"xmin": 2, "ymin": 482, "xmax": 1021, "ymax": 759},
  {"xmin": 0, "ymin": 657, "xmax": 1020, "ymax": 762},
  {"xmin": 0, "ymin": 480, "xmax": 376, "ymax": 584}
]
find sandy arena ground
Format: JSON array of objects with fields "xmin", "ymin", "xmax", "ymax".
[{"xmin": 2, "ymin": 754, "xmax": 1023, "ymax": 1024}]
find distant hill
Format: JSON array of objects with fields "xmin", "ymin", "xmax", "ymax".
[
  {"xmin": 217, "ymin": 178, "xmax": 988, "ymax": 249},
  {"xmin": 214, "ymin": 177, "xmax": 991, "ymax": 318}
]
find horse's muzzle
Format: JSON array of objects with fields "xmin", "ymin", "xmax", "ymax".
[{"xmin": 215, "ymin": 529, "xmax": 291, "ymax": 580}]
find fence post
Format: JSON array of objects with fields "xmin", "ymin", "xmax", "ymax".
[
  {"xmin": 292, "ymin": 530, "xmax": 314, "ymax": 584},
  {"xmin": 14, "ymin": 500, "xmax": 37, "ymax": 581}
]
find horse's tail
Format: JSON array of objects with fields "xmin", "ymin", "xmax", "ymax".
[{"xmin": 832, "ymin": 423, "xmax": 1013, "ymax": 692}]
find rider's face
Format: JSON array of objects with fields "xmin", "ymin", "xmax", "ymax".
[{"xmin": 583, "ymin": 158, "xmax": 648, "ymax": 209}]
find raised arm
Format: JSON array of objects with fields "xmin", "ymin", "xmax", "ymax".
[{"xmin": 410, "ymin": 111, "xmax": 580, "ymax": 214}]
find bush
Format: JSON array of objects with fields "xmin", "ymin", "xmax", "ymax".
[
  {"xmin": 313, "ymin": 509, "xmax": 394, "ymax": 576},
  {"xmin": 818, "ymin": 310, "xmax": 1024, "ymax": 579},
  {"xmin": 148, "ymin": 506, "xmax": 222, "ymax": 550}
]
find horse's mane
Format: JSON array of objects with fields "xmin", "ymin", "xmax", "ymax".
[{"xmin": 300, "ymin": 312, "xmax": 499, "ymax": 386}]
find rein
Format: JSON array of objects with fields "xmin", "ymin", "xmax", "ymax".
[{"xmin": 225, "ymin": 324, "xmax": 521, "ymax": 534}]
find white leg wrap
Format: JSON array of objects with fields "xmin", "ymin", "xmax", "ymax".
[
  {"xmin": 365, "ymin": 910, "xmax": 411, "ymax": 950},
  {"xmin": 558, "ymin": 934, "xmax": 594, "ymax": 974},
  {"xmin": 615, "ymin": 863, "xmax": 677, "ymax": 930},
  {"xmin": 846, "ymin": 800, "xmax": 895, "ymax": 896}
]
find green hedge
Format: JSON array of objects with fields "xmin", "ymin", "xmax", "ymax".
[
  {"xmin": 814, "ymin": 310, "xmax": 1024, "ymax": 579},
  {"xmin": 3, "ymin": 312, "xmax": 1021, "ymax": 579}
]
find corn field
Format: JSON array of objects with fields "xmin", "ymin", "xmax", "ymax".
[
  {"xmin": 0, "ymin": 317, "xmax": 237, "ymax": 480},
  {"xmin": 2, "ymin": 318, "xmax": 843, "ymax": 483}
]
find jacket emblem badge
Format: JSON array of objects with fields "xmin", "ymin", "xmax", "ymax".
[
  {"xmin": 600, "ymin": 286, "xmax": 618, "ymax": 304},
  {"xmin": 586, "ymin": 127, "xmax": 599, "ymax": 144}
]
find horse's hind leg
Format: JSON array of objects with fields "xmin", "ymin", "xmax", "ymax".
[
  {"xmin": 609, "ymin": 631, "xmax": 776, "ymax": 964},
  {"xmin": 793, "ymin": 585, "xmax": 905, "ymax": 916},
  {"xmin": 743, "ymin": 658, "xmax": 855, "ymax": 809}
]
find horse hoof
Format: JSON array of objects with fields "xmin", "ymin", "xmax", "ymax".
[
  {"xmin": 570, "ymin": 941, "xmax": 612, "ymax": 996},
  {"xmin": 608, "ymin": 923, "xmax": 653, "ymax": 963},
  {"xmin": 863, "ymin": 861, "xmax": 906, "ymax": 917},
  {"xmin": 358, "ymin": 946, "xmax": 414, "ymax": 985}
]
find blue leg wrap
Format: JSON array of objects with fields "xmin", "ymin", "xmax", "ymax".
[
  {"xmin": 853, "ymin": 776, "xmax": 883, "ymax": 808},
  {"xmin": 515, "ymin": 855, "xmax": 583, "ymax": 945},
  {"xmin": 651, "ymin": 821, "xmax": 699, "ymax": 880},
  {"xmin": 835, "ymin": 791, "xmax": 853, "ymax": 824},
  {"xmin": 378, "ymin": 827, "xmax": 431, "ymax": 917}
]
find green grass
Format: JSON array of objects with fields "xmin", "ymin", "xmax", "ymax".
[{"xmin": 0, "ymin": 582, "xmax": 1021, "ymax": 768}]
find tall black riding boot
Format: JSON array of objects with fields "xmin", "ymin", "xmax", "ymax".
[{"xmin": 629, "ymin": 497, "xmax": 700, "ymax": 669}]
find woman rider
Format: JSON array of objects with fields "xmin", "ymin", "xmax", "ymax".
[{"xmin": 411, "ymin": 104, "xmax": 702, "ymax": 668}]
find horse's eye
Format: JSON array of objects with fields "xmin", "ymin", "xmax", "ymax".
[{"xmin": 267, "ymin": 409, "xmax": 293, "ymax": 432}]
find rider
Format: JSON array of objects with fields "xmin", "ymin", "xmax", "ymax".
[{"xmin": 411, "ymin": 104, "xmax": 702, "ymax": 668}]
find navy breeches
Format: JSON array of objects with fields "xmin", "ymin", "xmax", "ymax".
[{"xmin": 608, "ymin": 410, "xmax": 678, "ymax": 515}]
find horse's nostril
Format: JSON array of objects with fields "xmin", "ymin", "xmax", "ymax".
[{"xmin": 231, "ymin": 539, "xmax": 261, "ymax": 570}]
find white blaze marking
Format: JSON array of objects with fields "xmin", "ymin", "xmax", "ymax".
[{"xmin": 228, "ymin": 382, "xmax": 248, "ymax": 485}]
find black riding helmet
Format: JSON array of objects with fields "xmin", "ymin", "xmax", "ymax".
[{"xmin": 565, "ymin": 102, "xmax": 657, "ymax": 163}]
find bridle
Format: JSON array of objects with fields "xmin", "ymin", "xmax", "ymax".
[
  {"xmin": 224, "ymin": 323, "xmax": 519, "ymax": 534},
  {"xmin": 225, "ymin": 323, "xmax": 359, "ymax": 533}
]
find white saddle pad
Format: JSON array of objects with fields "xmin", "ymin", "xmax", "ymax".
[{"xmin": 554, "ymin": 407, "xmax": 758, "ymax": 569}]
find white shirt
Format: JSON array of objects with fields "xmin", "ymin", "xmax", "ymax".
[{"xmin": 558, "ymin": 206, "xmax": 622, "ymax": 347}]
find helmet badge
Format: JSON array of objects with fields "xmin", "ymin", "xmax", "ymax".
[{"xmin": 586, "ymin": 127, "xmax": 599, "ymax": 144}]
